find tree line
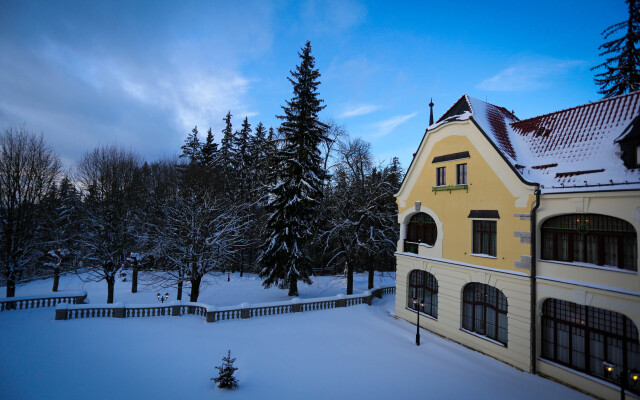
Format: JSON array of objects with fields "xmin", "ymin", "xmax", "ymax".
[{"xmin": 0, "ymin": 42, "xmax": 403, "ymax": 302}]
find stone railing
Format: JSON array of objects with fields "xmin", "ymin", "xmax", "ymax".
[
  {"xmin": 55, "ymin": 286, "xmax": 396, "ymax": 323},
  {"xmin": 0, "ymin": 291, "xmax": 87, "ymax": 312}
]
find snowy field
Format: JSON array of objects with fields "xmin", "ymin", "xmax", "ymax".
[
  {"xmin": 5, "ymin": 270, "xmax": 395, "ymax": 305},
  {"xmin": 0, "ymin": 273, "xmax": 589, "ymax": 400}
]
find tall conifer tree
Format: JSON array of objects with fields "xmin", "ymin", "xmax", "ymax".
[
  {"xmin": 592, "ymin": 0, "xmax": 640, "ymax": 97},
  {"xmin": 258, "ymin": 41, "xmax": 328, "ymax": 296},
  {"xmin": 200, "ymin": 127, "xmax": 218, "ymax": 167}
]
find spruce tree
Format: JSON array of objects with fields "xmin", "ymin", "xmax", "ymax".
[
  {"xmin": 258, "ymin": 41, "xmax": 328, "ymax": 296},
  {"xmin": 592, "ymin": 0, "xmax": 640, "ymax": 97},
  {"xmin": 180, "ymin": 126, "xmax": 201, "ymax": 163},
  {"xmin": 211, "ymin": 350, "xmax": 239, "ymax": 389},
  {"xmin": 200, "ymin": 127, "xmax": 218, "ymax": 167}
]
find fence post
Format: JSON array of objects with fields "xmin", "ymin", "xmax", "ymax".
[
  {"xmin": 241, "ymin": 309, "xmax": 251, "ymax": 319},
  {"xmin": 55, "ymin": 305, "xmax": 68, "ymax": 320},
  {"xmin": 171, "ymin": 305, "xmax": 181, "ymax": 316},
  {"xmin": 206, "ymin": 311, "xmax": 216, "ymax": 323},
  {"xmin": 336, "ymin": 299, "xmax": 347, "ymax": 308},
  {"xmin": 113, "ymin": 306, "xmax": 126, "ymax": 318}
]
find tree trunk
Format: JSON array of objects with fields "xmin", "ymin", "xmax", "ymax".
[
  {"xmin": 106, "ymin": 276, "xmax": 115, "ymax": 304},
  {"xmin": 288, "ymin": 276, "xmax": 298, "ymax": 296},
  {"xmin": 240, "ymin": 251, "xmax": 244, "ymax": 277},
  {"xmin": 189, "ymin": 276, "xmax": 201, "ymax": 303},
  {"xmin": 368, "ymin": 265, "xmax": 374, "ymax": 290},
  {"xmin": 52, "ymin": 267, "xmax": 60, "ymax": 292},
  {"xmin": 177, "ymin": 280, "xmax": 183, "ymax": 301},
  {"xmin": 347, "ymin": 260, "xmax": 354, "ymax": 295},
  {"xmin": 6, "ymin": 275, "xmax": 16, "ymax": 297},
  {"xmin": 131, "ymin": 267, "xmax": 138, "ymax": 293}
]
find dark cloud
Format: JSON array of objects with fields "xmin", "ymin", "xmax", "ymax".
[{"xmin": 0, "ymin": 0, "xmax": 274, "ymax": 166}]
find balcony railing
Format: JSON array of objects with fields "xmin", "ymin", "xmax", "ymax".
[{"xmin": 404, "ymin": 240, "xmax": 419, "ymax": 254}]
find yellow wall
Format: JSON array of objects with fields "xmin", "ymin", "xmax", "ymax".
[{"xmin": 396, "ymin": 120, "xmax": 536, "ymax": 273}]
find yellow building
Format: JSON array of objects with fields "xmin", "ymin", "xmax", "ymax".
[{"xmin": 395, "ymin": 93, "xmax": 640, "ymax": 400}]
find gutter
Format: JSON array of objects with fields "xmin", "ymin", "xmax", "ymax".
[{"xmin": 530, "ymin": 187, "xmax": 541, "ymax": 374}]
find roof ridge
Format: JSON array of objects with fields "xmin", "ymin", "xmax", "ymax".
[{"xmin": 511, "ymin": 90, "xmax": 640, "ymax": 126}]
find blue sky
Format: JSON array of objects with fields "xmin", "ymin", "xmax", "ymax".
[{"xmin": 0, "ymin": 0, "xmax": 628, "ymax": 169}]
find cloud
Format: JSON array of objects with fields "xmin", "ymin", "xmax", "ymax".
[
  {"xmin": 370, "ymin": 112, "xmax": 418, "ymax": 138},
  {"xmin": 0, "ymin": 1, "xmax": 273, "ymax": 165},
  {"xmin": 477, "ymin": 59, "xmax": 584, "ymax": 92},
  {"xmin": 339, "ymin": 104, "xmax": 381, "ymax": 118}
]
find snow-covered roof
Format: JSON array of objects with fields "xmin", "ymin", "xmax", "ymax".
[{"xmin": 429, "ymin": 92, "xmax": 640, "ymax": 193}]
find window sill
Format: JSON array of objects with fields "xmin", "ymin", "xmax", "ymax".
[
  {"xmin": 460, "ymin": 328, "xmax": 507, "ymax": 347},
  {"xmin": 470, "ymin": 253, "xmax": 497, "ymax": 259},
  {"xmin": 539, "ymin": 259, "xmax": 637, "ymax": 274},
  {"xmin": 537, "ymin": 358, "xmax": 635, "ymax": 395},
  {"xmin": 405, "ymin": 307, "xmax": 438, "ymax": 321}
]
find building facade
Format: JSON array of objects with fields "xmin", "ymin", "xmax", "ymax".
[{"xmin": 395, "ymin": 93, "xmax": 640, "ymax": 399}]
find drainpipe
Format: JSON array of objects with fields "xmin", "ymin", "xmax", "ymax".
[{"xmin": 530, "ymin": 187, "xmax": 541, "ymax": 374}]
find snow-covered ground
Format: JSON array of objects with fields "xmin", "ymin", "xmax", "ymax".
[
  {"xmin": 6, "ymin": 270, "xmax": 395, "ymax": 305},
  {"xmin": 0, "ymin": 273, "xmax": 588, "ymax": 400}
]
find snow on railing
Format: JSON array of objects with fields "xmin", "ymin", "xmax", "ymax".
[
  {"xmin": 54, "ymin": 286, "xmax": 396, "ymax": 323},
  {"xmin": 0, "ymin": 291, "xmax": 87, "ymax": 312}
]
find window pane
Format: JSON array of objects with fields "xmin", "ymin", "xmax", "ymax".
[
  {"xmin": 589, "ymin": 332, "xmax": 604, "ymax": 378},
  {"xmin": 498, "ymin": 313, "xmax": 508, "ymax": 344},
  {"xmin": 558, "ymin": 233, "xmax": 569, "ymax": 261},
  {"xmin": 557, "ymin": 323, "xmax": 570, "ymax": 363},
  {"xmin": 571, "ymin": 327, "xmax": 585, "ymax": 370},
  {"xmin": 474, "ymin": 305, "xmax": 485, "ymax": 334},
  {"xmin": 463, "ymin": 303, "xmax": 473, "ymax": 330},
  {"xmin": 542, "ymin": 232, "xmax": 554, "ymax": 259},
  {"xmin": 486, "ymin": 307, "xmax": 497, "ymax": 339},
  {"xmin": 573, "ymin": 234, "xmax": 584, "ymax": 262},
  {"xmin": 604, "ymin": 236, "xmax": 618, "ymax": 267},
  {"xmin": 623, "ymin": 236, "xmax": 637, "ymax": 270},
  {"xmin": 542, "ymin": 319, "xmax": 555, "ymax": 359},
  {"xmin": 586, "ymin": 235, "xmax": 598, "ymax": 264}
]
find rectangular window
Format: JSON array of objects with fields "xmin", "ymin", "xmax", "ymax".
[
  {"xmin": 473, "ymin": 220, "xmax": 497, "ymax": 257},
  {"xmin": 636, "ymin": 145, "xmax": 640, "ymax": 166},
  {"xmin": 436, "ymin": 167, "xmax": 446, "ymax": 186},
  {"xmin": 456, "ymin": 163, "xmax": 467, "ymax": 185}
]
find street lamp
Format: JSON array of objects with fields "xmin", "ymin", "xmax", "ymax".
[
  {"xmin": 157, "ymin": 292, "xmax": 169, "ymax": 303},
  {"xmin": 603, "ymin": 362, "xmax": 639, "ymax": 400},
  {"xmin": 412, "ymin": 297, "xmax": 425, "ymax": 346}
]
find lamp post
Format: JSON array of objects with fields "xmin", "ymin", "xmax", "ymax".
[
  {"xmin": 157, "ymin": 292, "xmax": 169, "ymax": 303},
  {"xmin": 603, "ymin": 362, "xmax": 640, "ymax": 400},
  {"xmin": 413, "ymin": 297, "xmax": 424, "ymax": 346}
]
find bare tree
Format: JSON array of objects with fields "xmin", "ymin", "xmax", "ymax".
[
  {"xmin": 321, "ymin": 138, "xmax": 398, "ymax": 293},
  {"xmin": 150, "ymin": 163, "xmax": 248, "ymax": 302},
  {"xmin": 0, "ymin": 125, "xmax": 61, "ymax": 297},
  {"xmin": 76, "ymin": 145, "xmax": 141, "ymax": 303}
]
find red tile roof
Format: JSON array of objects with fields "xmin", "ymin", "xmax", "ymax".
[{"xmin": 431, "ymin": 92, "xmax": 640, "ymax": 193}]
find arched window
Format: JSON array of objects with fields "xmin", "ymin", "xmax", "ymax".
[
  {"xmin": 407, "ymin": 270, "xmax": 438, "ymax": 318},
  {"xmin": 541, "ymin": 214, "xmax": 637, "ymax": 271},
  {"xmin": 407, "ymin": 212, "xmax": 437, "ymax": 246},
  {"xmin": 542, "ymin": 299, "xmax": 640, "ymax": 394},
  {"xmin": 462, "ymin": 283, "xmax": 508, "ymax": 345}
]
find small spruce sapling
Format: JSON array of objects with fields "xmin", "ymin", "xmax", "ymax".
[{"xmin": 212, "ymin": 350, "xmax": 239, "ymax": 389}]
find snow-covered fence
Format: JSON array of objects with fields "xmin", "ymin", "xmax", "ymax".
[
  {"xmin": 54, "ymin": 286, "xmax": 396, "ymax": 323},
  {"xmin": 0, "ymin": 291, "xmax": 87, "ymax": 312}
]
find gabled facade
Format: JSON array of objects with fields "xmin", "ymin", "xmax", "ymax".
[{"xmin": 395, "ymin": 93, "xmax": 640, "ymax": 400}]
